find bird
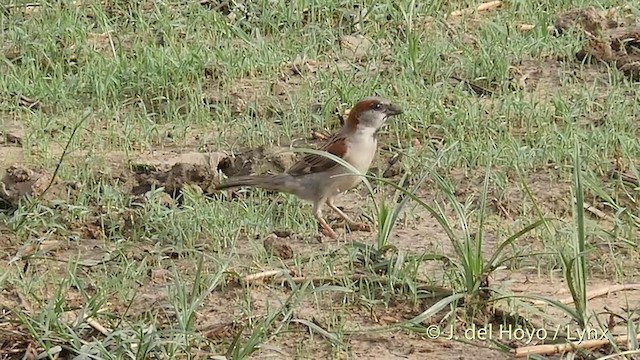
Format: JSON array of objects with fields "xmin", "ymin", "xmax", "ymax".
[{"xmin": 216, "ymin": 96, "xmax": 403, "ymax": 239}]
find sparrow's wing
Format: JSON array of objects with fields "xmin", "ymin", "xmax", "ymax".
[{"xmin": 287, "ymin": 135, "xmax": 348, "ymax": 176}]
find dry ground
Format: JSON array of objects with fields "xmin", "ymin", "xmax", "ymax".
[{"xmin": 1, "ymin": 1, "xmax": 640, "ymax": 359}]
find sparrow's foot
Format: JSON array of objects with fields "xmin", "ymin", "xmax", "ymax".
[
  {"xmin": 321, "ymin": 227, "xmax": 339, "ymax": 239},
  {"xmin": 319, "ymin": 219, "xmax": 339, "ymax": 239},
  {"xmin": 326, "ymin": 200, "xmax": 370, "ymax": 233}
]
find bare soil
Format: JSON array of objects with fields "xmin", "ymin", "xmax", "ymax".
[{"xmin": 2, "ymin": 5, "xmax": 640, "ymax": 360}]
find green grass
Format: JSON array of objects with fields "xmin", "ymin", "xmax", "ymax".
[{"xmin": 1, "ymin": 0, "xmax": 640, "ymax": 359}]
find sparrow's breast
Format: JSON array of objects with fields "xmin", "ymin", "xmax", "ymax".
[
  {"xmin": 325, "ymin": 136, "xmax": 377, "ymax": 195},
  {"xmin": 345, "ymin": 136, "xmax": 377, "ymax": 173}
]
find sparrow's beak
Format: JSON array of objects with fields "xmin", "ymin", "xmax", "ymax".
[{"xmin": 385, "ymin": 103, "xmax": 403, "ymax": 117}]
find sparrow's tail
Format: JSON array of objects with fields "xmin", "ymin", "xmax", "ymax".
[{"xmin": 216, "ymin": 175, "xmax": 304, "ymax": 196}]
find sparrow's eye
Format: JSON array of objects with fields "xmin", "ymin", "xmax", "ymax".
[{"xmin": 372, "ymin": 103, "xmax": 383, "ymax": 110}]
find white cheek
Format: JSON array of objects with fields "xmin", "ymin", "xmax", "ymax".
[{"xmin": 360, "ymin": 111, "xmax": 387, "ymax": 129}]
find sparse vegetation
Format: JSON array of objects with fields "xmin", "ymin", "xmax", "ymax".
[{"xmin": 1, "ymin": 0, "xmax": 639, "ymax": 359}]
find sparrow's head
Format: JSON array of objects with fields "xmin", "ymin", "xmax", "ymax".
[{"xmin": 345, "ymin": 96, "xmax": 403, "ymax": 132}]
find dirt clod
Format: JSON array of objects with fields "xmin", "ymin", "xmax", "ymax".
[
  {"xmin": 113, "ymin": 151, "xmax": 227, "ymax": 201},
  {"xmin": 554, "ymin": 7, "xmax": 608, "ymax": 36},
  {"xmin": 1, "ymin": 165, "xmax": 52, "ymax": 208},
  {"xmin": 263, "ymin": 234, "xmax": 294, "ymax": 260},
  {"xmin": 4, "ymin": 129, "xmax": 24, "ymax": 146},
  {"xmin": 217, "ymin": 146, "xmax": 297, "ymax": 177},
  {"xmin": 130, "ymin": 162, "xmax": 214, "ymax": 197},
  {"xmin": 131, "ymin": 151, "xmax": 225, "ymax": 173},
  {"xmin": 554, "ymin": 7, "xmax": 640, "ymax": 80}
]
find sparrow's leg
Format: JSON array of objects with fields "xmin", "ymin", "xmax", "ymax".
[
  {"xmin": 326, "ymin": 197, "xmax": 371, "ymax": 232},
  {"xmin": 313, "ymin": 200, "xmax": 338, "ymax": 239}
]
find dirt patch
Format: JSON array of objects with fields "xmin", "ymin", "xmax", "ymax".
[
  {"xmin": 0, "ymin": 165, "xmax": 53, "ymax": 211},
  {"xmin": 446, "ymin": 5, "xmax": 639, "ymax": 97},
  {"xmin": 0, "ymin": 144, "xmax": 323, "ymax": 213},
  {"xmin": 509, "ymin": 57, "xmax": 611, "ymax": 95},
  {"xmin": 442, "ymin": 167, "xmax": 573, "ymax": 220},
  {"xmin": 0, "ymin": 144, "xmax": 24, "ymax": 174},
  {"xmin": 217, "ymin": 145, "xmax": 300, "ymax": 178},
  {"xmin": 0, "ymin": 151, "xmax": 228, "ymax": 210},
  {"xmin": 262, "ymin": 233, "xmax": 294, "ymax": 259},
  {"xmin": 119, "ymin": 151, "xmax": 225, "ymax": 198},
  {"xmin": 553, "ymin": 7, "xmax": 640, "ymax": 80}
]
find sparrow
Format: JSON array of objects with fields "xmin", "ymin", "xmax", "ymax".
[{"xmin": 216, "ymin": 97, "xmax": 403, "ymax": 239}]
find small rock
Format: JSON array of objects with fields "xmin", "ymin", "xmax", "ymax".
[{"xmin": 5, "ymin": 130, "xmax": 23, "ymax": 146}]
